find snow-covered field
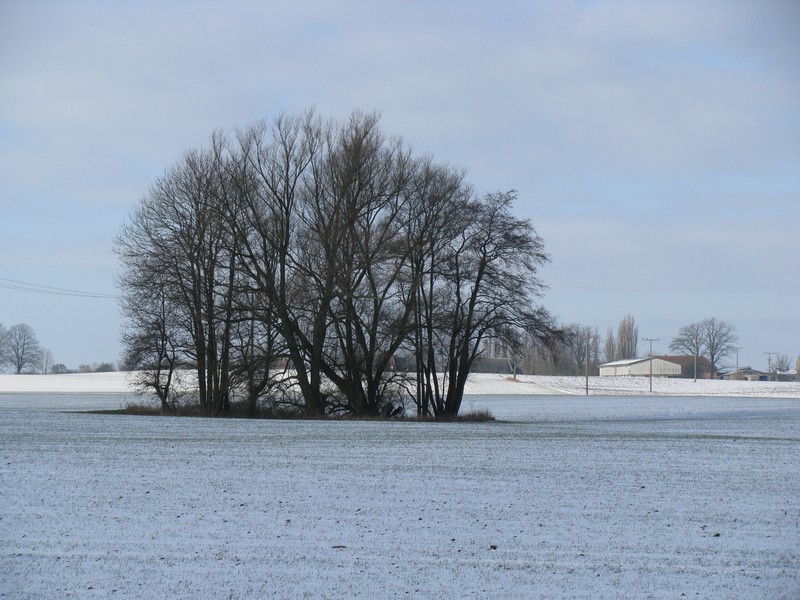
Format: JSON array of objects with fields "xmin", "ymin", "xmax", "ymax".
[
  {"xmin": 1, "ymin": 370, "xmax": 799, "ymax": 398},
  {"xmin": 1, "ymin": 386, "xmax": 798, "ymax": 598}
]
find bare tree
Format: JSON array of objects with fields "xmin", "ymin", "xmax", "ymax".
[
  {"xmin": 670, "ymin": 318, "xmax": 738, "ymax": 379},
  {"xmin": 0, "ymin": 323, "xmax": 8, "ymax": 370},
  {"xmin": 117, "ymin": 265, "xmax": 185, "ymax": 413},
  {"xmin": 231, "ymin": 111, "xmax": 330, "ymax": 417},
  {"xmin": 116, "ymin": 109, "xmax": 558, "ymax": 419},
  {"xmin": 772, "ymin": 353, "xmax": 791, "ymax": 374},
  {"xmin": 699, "ymin": 317, "xmax": 737, "ymax": 378},
  {"xmin": 406, "ymin": 158, "xmax": 473, "ymax": 413},
  {"xmin": 603, "ymin": 327, "xmax": 616, "ymax": 363},
  {"xmin": 531, "ymin": 323, "xmax": 598, "ymax": 376},
  {"xmin": 313, "ymin": 112, "xmax": 419, "ymax": 416},
  {"xmin": 227, "ymin": 288, "xmax": 288, "ymax": 417},
  {"xmin": 232, "ymin": 111, "xmax": 444, "ymax": 417},
  {"xmin": 669, "ymin": 321, "xmax": 704, "ymax": 380},
  {"xmin": 615, "ymin": 315, "xmax": 638, "ymax": 359},
  {"xmin": 38, "ymin": 348, "xmax": 54, "ymax": 374},
  {"xmin": 412, "ymin": 191, "xmax": 556, "ymax": 418},
  {"xmin": 116, "ymin": 135, "xmax": 242, "ymax": 415},
  {"xmin": 565, "ymin": 325, "xmax": 599, "ymax": 374},
  {"xmin": 5, "ymin": 323, "xmax": 41, "ymax": 374}
]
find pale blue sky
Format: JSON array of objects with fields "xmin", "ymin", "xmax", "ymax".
[{"xmin": 1, "ymin": 0, "xmax": 798, "ymax": 371}]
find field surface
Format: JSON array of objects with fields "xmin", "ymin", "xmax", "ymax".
[
  {"xmin": 1, "ymin": 392, "xmax": 798, "ymax": 599},
  {"xmin": 2, "ymin": 370, "xmax": 800, "ymax": 397}
]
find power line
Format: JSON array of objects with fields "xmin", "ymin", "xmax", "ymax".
[{"xmin": 0, "ymin": 277, "xmax": 118, "ymax": 299}]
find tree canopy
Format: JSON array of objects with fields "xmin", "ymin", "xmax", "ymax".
[
  {"xmin": 115, "ymin": 110, "xmax": 557, "ymax": 418},
  {"xmin": 669, "ymin": 317, "xmax": 738, "ymax": 377}
]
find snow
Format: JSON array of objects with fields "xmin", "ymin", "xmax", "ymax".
[
  {"xmin": 495, "ymin": 374, "xmax": 800, "ymax": 398},
  {"xmin": 1, "ymin": 380, "xmax": 798, "ymax": 598},
  {"xmin": 2, "ymin": 370, "xmax": 799, "ymax": 398},
  {"xmin": 0, "ymin": 372, "xmax": 135, "ymax": 394}
]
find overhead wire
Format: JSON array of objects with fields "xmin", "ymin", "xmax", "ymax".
[{"xmin": 0, "ymin": 277, "xmax": 119, "ymax": 299}]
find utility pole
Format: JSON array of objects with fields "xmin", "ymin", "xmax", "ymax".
[
  {"xmin": 733, "ymin": 347, "xmax": 742, "ymax": 379},
  {"xmin": 764, "ymin": 351, "xmax": 777, "ymax": 380},
  {"xmin": 585, "ymin": 335, "xmax": 589, "ymax": 396},
  {"xmin": 643, "ymin": 337, "xmax": 659, "ymax": 393}
]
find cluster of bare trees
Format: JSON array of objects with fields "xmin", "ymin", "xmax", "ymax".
[
  {"xmin": 519, "ymin": 314, "xmax": 634, "ymax": 377},
  {"xmin": 603, "ymin": 315, "xmax": 639, "ymax": 363},
  {"xmin": 509, "ymin": 324, "xmax": 600, "ymax": 376},
  {"xmin": 0, "ymin": 322, "xmax": 53, "ymax": 374},
  {"xmin": 669, "ymin": 317, "xmax": 738, "ymax": 377},
  {"xmin": 767, "ymin": 353, "xmax": 793, "ymax": 378},
  {"xmin": 115, "ymin": 110, "xmax": 557, "ymax": 418},
  {"xmin": 493, "ymin": 315, "xmax": 634, "ymax": 377}
]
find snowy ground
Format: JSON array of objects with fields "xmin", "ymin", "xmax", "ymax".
[
  {"xmin": 0, "ymin": 372, "xmax": 135, "ymax": 394},
  {"xmin": 1, "ymin": 370, "xmax": 799, "ymax": 398},
  {"xmin": 1, "ymin": 388, "xmax": 798, "ymax": 598}
]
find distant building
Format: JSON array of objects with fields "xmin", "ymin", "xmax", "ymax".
[
  {"xmin": 720, "ymin": 367, "xmax": 798, "ymax": 382},
  {"xmin": 722, "ymin": 367, "xmax": 768, "ymax": 381},
  {"xmin": 599, "ymin": 357, "xmax": 681, "ymax": 377},
  {"xmin": 598, "ymin": 355, "xmax": 713, "ymax": 378}
]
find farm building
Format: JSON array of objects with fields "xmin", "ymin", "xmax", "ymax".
[
  {"xmin": 599, "ymin": 357, "xmax": 682, "ymax": 377},
  {"xmin": 722, "ymin": 367, "xmax": 768, "ymax": 381},
  {"xmin": 657, "ymin": 355, "xmax": 714, "ymax": 379}
]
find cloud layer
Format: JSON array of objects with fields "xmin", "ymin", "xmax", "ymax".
[{"xmin": 1, "ymin": 0, "xmax": 797, "ymax": 369}]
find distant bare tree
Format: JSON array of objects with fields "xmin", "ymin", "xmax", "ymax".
[
  {"xmin": 586, "ymin": 327, "xmax": 601, "ymax": 373},
  {"xmin": 772, "ymin": 353, "xmax": 791, "ymax": 374},
  {"xmin": 670, "ymin": 318, "xmax": 738, "ymax": 378},
  {"xmin": 38, "ymin": 348, "xmax": 54, "ymax": 374},
  {"xmin": 506, "ymin": 329, "xmax": 550, "ymax": 378},
  {"xmin": 669, "ymin": 321, "xmax": 704, "ymax": 380},
  {"xmin": 699, "ymin": 317, "xmax": 737, "ymax": 377},
  {"xmin": 5, "ymin": 323, "xmax": 41, "ymax": 374},
  {"xmin": 615, "ymin": 315, "xmax": 638, "ymax": 359},
  {"xmin": 0, "ymin": 322, "xmax": 8, "ymax": 370},
  {"xmin": 603, "ymin": 327, "xmax": 616, "ymax": 363},
  {"xmin": 563, "ymin": 324, "xmax": 599, "ymax": 374},
  {"xmin": 670, "ymin": 322, "xmax": 703, "ymax": 357}
]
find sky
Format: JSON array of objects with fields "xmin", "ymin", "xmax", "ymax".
[{"xmin": 1, "ymin": 0, "xmax": 798, "ymax": 372}]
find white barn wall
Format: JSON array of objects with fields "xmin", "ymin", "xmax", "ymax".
[{"xmin": 599, "ymin": 358, "xmax": 681, "ymax": 377}]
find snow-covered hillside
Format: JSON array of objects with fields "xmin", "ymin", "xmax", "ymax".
[
  {"xmin": 1, "ymin": 371, "xmax": 798, "ymax": 398},
  {"xmin": 480, "ymin": 373, "xmax": 800, "ymax": 398}
]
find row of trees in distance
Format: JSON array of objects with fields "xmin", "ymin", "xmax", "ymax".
[
  {"xmin": 0, "ymin": 321, "xmax": 117, "ymax": 374},
  {"xmin": 548, "ymin": 316, "xmax": 738, "ymax": 378},
  {"xmin": 0, "ymin": 322, "xmax": 53, "ymax": 374},
  {"xmin": 514, "ymin": 315, "xmax": 792, "ymax": 379},
  {"xmin": 507, "ymin": 314, "xmax": 638, "ymax": 376},
  {"xmin": 116, "ymin": 110, "xmax": 558, "ymax": 418}
]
